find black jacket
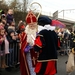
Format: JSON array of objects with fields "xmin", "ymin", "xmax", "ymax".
[{"xmin": 34, "ymin": 29, "xmax": 58, "ymax": 62}]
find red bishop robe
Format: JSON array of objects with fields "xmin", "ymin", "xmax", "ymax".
[{"xmin": 19, "ymin": 32, "xmax": 30, "ymax": 75}]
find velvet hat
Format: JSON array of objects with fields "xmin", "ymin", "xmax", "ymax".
[{"xmin": 38, "ymin": 16, "xmax": 52, "ymax": 26}]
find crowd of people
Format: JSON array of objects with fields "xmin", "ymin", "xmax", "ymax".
[
  {"xmin": 0, "ymin": 9, "xmax": 20, "ymax": 70},
  {"xmin": 0, "ymin": 8, "xmax": 75, "ymax": 75}
]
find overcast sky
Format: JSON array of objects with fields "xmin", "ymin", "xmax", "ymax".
[
  {"xmin": 31, "ymin": 0, "xmax": 75, "ymax": 12},
  {"xmin": 5, "ymin": 0, "xmax": 75, "ymax": 12},
  {"xmin": 30, "ymin": 0, "xmax": 75, "ymax": 21},
  {"xmin": 5, "ymin": 0, "xmax": 75, "ymax": 21}
]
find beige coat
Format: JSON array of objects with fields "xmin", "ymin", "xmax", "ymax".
[{"xmin": 66, "ymin": 52, "xmax": 75, "ymax": 73}]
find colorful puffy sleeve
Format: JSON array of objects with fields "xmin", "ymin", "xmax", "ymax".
[{"xmin": 34, "ymin": 35, "xmax": 45, "ymax": 52}]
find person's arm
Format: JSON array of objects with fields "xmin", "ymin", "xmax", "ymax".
[{"xmin": 34, "ymin": 35, "xmax": 45, "ymax": 52}]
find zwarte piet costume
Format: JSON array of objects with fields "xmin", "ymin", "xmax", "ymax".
[{"xmin": 34, "ymin": 16, "xmax": 58, "ymax": 75}]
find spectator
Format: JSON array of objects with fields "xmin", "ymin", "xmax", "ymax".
[
  {"xmin": 6, "ymin": 9, "xmax": 14, "ymax": 25},
  {"xmin": 6, "ymin": 29, "xmax": 16, "ymax": 68},
  {"xmin": 0, "ymin": 25, "xmax": 7, "ymax": 68},
  {"xmin": 18, "ymin": 24, "xmax": 31, "ymax": 75}
]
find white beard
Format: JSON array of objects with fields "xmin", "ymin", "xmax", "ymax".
[{"xmin": 25, "ymin": 25, "xmax": 37, "ymax": 46}]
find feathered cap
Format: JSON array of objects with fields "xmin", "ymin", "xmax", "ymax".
[{"xmin": 26, "ymin": 11, "xmax": 37, "ymax": 24}]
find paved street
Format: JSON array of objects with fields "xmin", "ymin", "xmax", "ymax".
[
  {"xmin": 1, "ymin": 55, "xmax": 75, "ymax": 75},
  {"xmin": 57, "ymin": 55, "xmax": 75, "ymax": 75}
]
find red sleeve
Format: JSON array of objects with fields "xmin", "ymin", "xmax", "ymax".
[{"xmin": 34, "ymin": 36, "xmax": 42, "ymax": 48}]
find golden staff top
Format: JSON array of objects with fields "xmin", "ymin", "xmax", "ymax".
[{"xmin": 29, "ymin": 2, "xmax": 42, "ymax": 19}]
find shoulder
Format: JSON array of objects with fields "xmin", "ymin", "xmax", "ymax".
[{"xmin": 38, "ymin": 29, "xmax": 48, "ymax": 37}]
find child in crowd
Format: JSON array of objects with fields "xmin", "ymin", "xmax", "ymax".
[
  {"xmin": 8, "ymin": 21, "xmax": 15, "ymax": 31},
  {"xmin": 6, "ymin": 9, "xmax": 14, "ymax": 25},
  {"xmin": 6, "ymin": 28, "xmax": 18, "ymax": 69},
  {"xmin": 0, "ymin": 25, "xmax": 7, "ymax": 68}
]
